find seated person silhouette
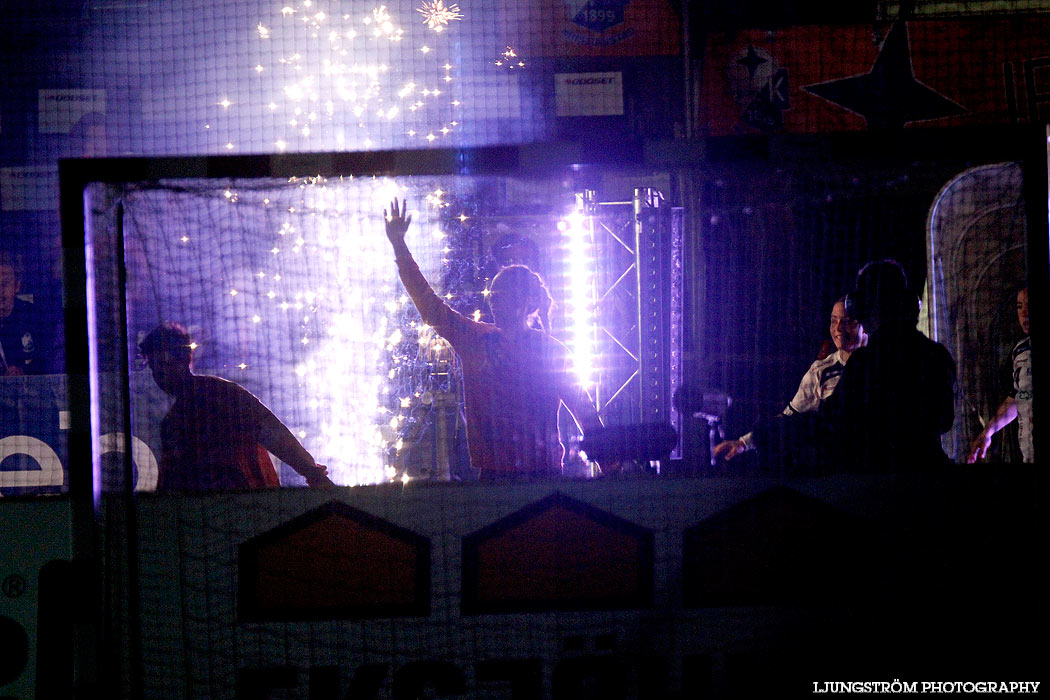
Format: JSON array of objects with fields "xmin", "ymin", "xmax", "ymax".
[{"xmin": 139, "ymin": 322, "xmax": 330, "ymax": 491}]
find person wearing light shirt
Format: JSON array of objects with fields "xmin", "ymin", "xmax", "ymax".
[{"xmin": 713, "ymin": 298, "xmax": 866, "ymax": 461}]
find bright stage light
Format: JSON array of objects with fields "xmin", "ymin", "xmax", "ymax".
[{"xmin": 561, "ymin": 200, "xmax": 597, "ymax": 388}]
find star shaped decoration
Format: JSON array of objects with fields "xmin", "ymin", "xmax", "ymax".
[
  {"xmin": 737, "ymin": 45, "xmax": 768, "ymax": 79},
  {"xmin": 803, "ymin": 21, "xmax": 966, "ymax": 129}
]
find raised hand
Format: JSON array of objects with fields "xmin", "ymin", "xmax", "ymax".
[{"xmin": 384, "ymin": 197, "xmax": 412, "ymax": 245}]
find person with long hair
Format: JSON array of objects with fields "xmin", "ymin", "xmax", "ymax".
[{"xmin": 383, "ymin": 198, "xmax": 601, "ymax": 478}]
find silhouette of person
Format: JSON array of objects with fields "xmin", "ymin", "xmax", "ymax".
[
  {"xmin": 139, "ymin": 322, "xmax": 331, "ymax": 491},
  {"xmin": 383, "ymin": 198, "xmax": 602, "ymax": 478},
  {"xmin": 0, "ymin": 250, "xmax": 58, "ymax": 376},
  {"xmin": 824, "ymin": 260, "xmax": 956, "ymax": 469}
]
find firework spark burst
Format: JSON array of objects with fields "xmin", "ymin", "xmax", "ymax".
[
  {"xmin": 210, "ymin": 3, "xmax": 465, "ymax": 152},
  {"xmin": 417, "ymin": 0, "xmax": 463, "ymax": 32},
  {"xmin": 494, "ymin": 46, "xmax": 525, "ymax": 69}
]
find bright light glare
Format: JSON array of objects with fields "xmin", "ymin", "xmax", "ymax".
[
  {"xmin": 563, "ymin": 210, "xmax": 596, "ymax": 387},
  {"xmin": 123, "ymin": 178, "xmax": 451, "ymax": 488}
]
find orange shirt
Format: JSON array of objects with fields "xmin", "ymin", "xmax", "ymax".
[
  {"xmin": 159, "ymin": 375, "xmax": 281, "ymax": 491},
  {"xmin": 397, "ymin": 254, "xmax": 582, "ymax": 475}
]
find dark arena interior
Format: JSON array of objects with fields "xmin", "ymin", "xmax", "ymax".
[{"xmin": 0, "ymin": 2, "xmax": 1046, "ymax": 698}]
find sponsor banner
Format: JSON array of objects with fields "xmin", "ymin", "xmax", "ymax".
[
  {"xmin": 0, "ymin": 374, "xmax": 161, "ymax": 498},
  {"xmin": 119, "ymin": 474, "xmax": 1041, "ymax": 698},
  {"xmin": 38, "ymin": 90, "xmax": 105, "ymax": 135},
  {"xmin": 0, "ymin": 376, "xmax": 69, "ymax": 497},
  {"xmin": 0, "ymin": 167, "xmax": 57, "ymax": 212},
  {"xmin": 701, "ymin": 18, "xmax": 1050, "ymax": 134},
  {"xmin": 501, "ymin": 0, "xmax": 679, "ymax": 58},
  {"xmin": 555, "ymin": 72, "xmax": 624, "ymax": 116}
]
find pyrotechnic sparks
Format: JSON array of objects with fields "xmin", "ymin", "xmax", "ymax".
[
  {"xmin": 183, "ymin": 177, "xmax": 466, "ymax": 486},
  {"xmin": 494, "ymin": 46, "xmax": 525, "ymax": 70},
  {"xmin": 212, "ymin": 2, "xmax": 462, "ymax": 151},
  {"xmin": 417, "ymin": 1, "xmax": 463, "ymax": 32}
]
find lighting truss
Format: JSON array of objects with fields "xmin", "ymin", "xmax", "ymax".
[{"xmin": 568, "ymin": 189, "xmax": 683, "ymax": 451}]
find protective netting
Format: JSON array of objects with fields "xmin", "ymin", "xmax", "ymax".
[
  {"xmin": 105, "ymin": 474, "xmax": 1044, "ymax": 700},
  {"xmin": 694, "ymin": 151, "xmax": 1032, "ymax": 470},
  {"xmin": 3, "ymin": 0, "xmax": 683, "ymax": 500},
  {"xmin": 3, "ymin": 151, "xmax": 1039, "ymax": 500},
  {"xmin": 71, "ymin": 144, "xmax": 1038, "ymax": 700},
  {"xmin": 86, "ymin": 173, "xmax": 631, "ymax": 489},
  {"xmin": 4, "ymin": 2, "xmax": 1049, "ymax": 500},
  {"xmin": 76, "ymin": 146, "xmax": 1036, "ymax": 484},
  {"xmin": 0, "ymin": 2, "xmax": 1045, "ymax": 698}
]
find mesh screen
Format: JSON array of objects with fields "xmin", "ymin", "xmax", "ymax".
[
  {"xmin": 695, "ymin": 153, "xmax": 1031, "ymax": 468},
  {"xmin": 3, "ymin": 3, "xmax": 1048, "ymax": 497},
  {"xmin": 86, "ymin": 173, "xmax": 642, "ymax": 490},
  {"xmin": 1, "ymin": 2, "xmax": 1046, "ymax": 698},
  {"xmin": 76, "ymin": 146, "xmax": 1036, "ymax": 483},
  {"xmin": 2, "ymin": 0, "xmax": 683, "ymax": 499}
]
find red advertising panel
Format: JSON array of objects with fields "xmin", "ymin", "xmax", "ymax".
[
  {"xmin": 239, "ymin": 501, "xmax": 430, "ymax": 620},
  {"xmin": 701, "ymin": 18, "xmax": 1050, "ymax": 134},
  {"xmin": 462, "ymin": 492, "xmax": 654, "ymax": 613}
]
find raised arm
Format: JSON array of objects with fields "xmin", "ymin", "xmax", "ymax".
[{"xmin": 385, "ymin": 198, "xmax": 453, "ymax": 331}]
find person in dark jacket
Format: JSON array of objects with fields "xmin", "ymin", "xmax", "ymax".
[{"xmin": 823, "ymin": 259, "xmax": 956, "ymax": 469}]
